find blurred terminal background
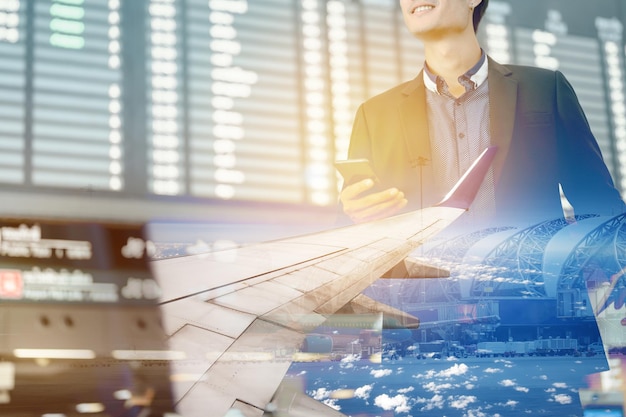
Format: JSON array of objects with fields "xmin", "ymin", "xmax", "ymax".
[{"xmin": 0, "ymin": 0, "xmax": 625, "ymax": 232}]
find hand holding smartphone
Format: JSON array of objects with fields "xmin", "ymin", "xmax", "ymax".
[
  {"xmin": 334, "ymin": 158, "xmax": 380, "ymax": 186},
  {"xmin": 336, "ymin": 158, "xmax": 408, "ymax": 223}
]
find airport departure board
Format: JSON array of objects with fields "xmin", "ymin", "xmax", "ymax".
[
  {"xmin": 0, "ymin": 0, "xmax": 625, "ymax": 221},
  {"xmin": 32, "ymin": 1, "xmax": 122, "ymax": 190}
]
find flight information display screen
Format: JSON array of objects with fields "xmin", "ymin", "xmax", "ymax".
[
  {"xmin": 32, "ymin": 1, "xmax": 123, "ymax": 190},
  {"xmin": 0, "ymin": 0, "xmax": 624, "ymax": 221},
  {"xmin": 0, "ymin": 218, "xmax": 158, "ymax": 305}
]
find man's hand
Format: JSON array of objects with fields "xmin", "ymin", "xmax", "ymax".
[{"xmin": 340, "ymin": 179, "xmax": 408, "ymax": 223}]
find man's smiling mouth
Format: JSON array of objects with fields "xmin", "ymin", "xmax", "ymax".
[{"xmin": 411, "ymin": 5, "xmax": 435, "ymax": 14}]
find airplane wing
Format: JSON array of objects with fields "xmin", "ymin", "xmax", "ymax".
[{"xmin": 152, "ymin": 147, "xmax": 497, "ymax": 417}]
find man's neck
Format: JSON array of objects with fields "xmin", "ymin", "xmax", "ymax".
[{"xmin": 423, "ymin": 35, "xmax": 483, "ymax": 97}]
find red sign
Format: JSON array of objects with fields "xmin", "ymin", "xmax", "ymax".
[{"xmin": 0, "ymin": 270, "xmax": 23, "ymax": 299}]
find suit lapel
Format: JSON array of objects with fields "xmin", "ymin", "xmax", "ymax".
[
  {"xmin": 397, "ymin": 73, "xmax": 442, "ymax": 207},
  {"xmin": 487, "ymin": 58, "xmax": 518, "ymax": 185},
  {"xmin": 395, "ymin": 59, "xmax": 518, "ymax": 200},
  {"xmin": 397, "ymin": 61, "xmax": 518, "ymax": 178},
  {"xmin": 398, "ymin": 73, "xmax": 432, "ymax": 168}
]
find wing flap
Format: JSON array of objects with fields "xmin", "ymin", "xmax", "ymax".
[
  {"xmin": 272, "ymin": 267, "xmax": 341, "ymax": 293},
  {"xmin": 167, "ymin": 324, "xmax": 230, "ymax": 401},
  {"xmin": 269, "ymin": 378, "xmax": 348, "ymax": 416},
  {"xmin": 381, "ymin": 256, "xmax": 451, "ymax": 278},
  {"xmin": 211, "ymin": 282, "xmax": 305, "ymax": 317},
  {"xmin": 229, "ymin": 402, "xmax": 265, "ymax": 417},
  {"xmin": 175, "ymin": 319, "xmax": 302, "ymax": 417},
  {"xmin": 161, "ymin": 297, "xmax": 256, "ymax": 339},
  {"xmin": 349, "ymin": 294, "xmax": 421, "ymax": 328}
]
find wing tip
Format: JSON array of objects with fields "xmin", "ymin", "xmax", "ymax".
[{"xmin": 436, "ymin": 146, "xmax": 498, "ymax": 210}]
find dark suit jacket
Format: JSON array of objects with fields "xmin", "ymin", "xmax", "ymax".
[{"xmin": 346, "ymin": 57, "xmax": 625, "ymax": 224}]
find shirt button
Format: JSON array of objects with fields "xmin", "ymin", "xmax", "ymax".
[{"xmin": 459, "ymin": 132, "xmax": 465, "ymax": 139}]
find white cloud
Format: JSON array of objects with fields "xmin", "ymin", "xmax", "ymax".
[
  {"xmin": 398, "ymin": 386, "xmax": 415, "ymax": 394},
  {"xmin": 449, "ymin": 395, "xmax": 477, "ymax": 409},
  {"xmin": 552, "ymin": 394, "xmax": 573, "ymax": 404},
  {"xmin": 493, "ymin": 359, "xmax": 513, "ymax": 368},
  {"xmin": 374, "ymin": 394, "xmax": 411, "ymax": 413},
  {"xmin": 341, "ymin": 354, "xmax": 360, "ymax": 363},
  {"xmin": 439, "ymin": 363, "xmax": 469, "ymax": 378},
  {"xmin": 310, "ymin": 387, "xmax": 331, "ymax": 401},
  {"xmin": 515, "ymin": 386, "xmax": 529, "ymax": 393},
  {"xmin": 370, "ymin": 368, "xmax": 393, "ymax": 378},
  {"xmin": 339, "ymin": 355, "xmax": 359, "ymax": 369},
  {"xmin": 463, "ymin": 407, "xmax": 493, "ymax": 417},
  {"xmin": 422, "ymin": 382, "xmax": 453, "ymax": 393},
  {"xmin": 415, "ymin": 394, "xmax": 445, "ymax": 411},
  {"xmin": 499, "ymin": 379, "xmax": 516, "ymax": 387},
  {"xmin": 322, "ymin": 398, "xmax": 341, "ymax": 410},
  {"xmin": 413, "ymin": 369, "xmax": 438, "ymax": 379},
  {"xmin": 552, "ymin": 382, "xmax": 568, "ymax": 389},
  {"xmin": 354, "ymin": 385, "xmax": 373, "ymax": 400},
  {"xmin": 484, "ymin": 367, "xmax": 503, "ymax": 373}
]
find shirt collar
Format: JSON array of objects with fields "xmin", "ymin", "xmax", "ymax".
[{"xmin": 423, "ymin": 50, "xmax": 488, "ymax": 95}]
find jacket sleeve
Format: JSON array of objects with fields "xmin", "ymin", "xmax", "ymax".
[
  {"xmin": 334, "ymin": 104, "xmax": 372, "ymax": 225},
  {"xmin": 555, "ymin": 70, "xmax": 625, "ymax": 216},
  {"xmin": 345, "ymin": 104, "xmax": 373, "ymax": 171}
]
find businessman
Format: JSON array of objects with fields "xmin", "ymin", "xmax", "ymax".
[{"xmin": 340, "ymin": 0, "xmax": 624, "ymax": 226}]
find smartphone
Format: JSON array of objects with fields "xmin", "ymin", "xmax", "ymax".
[{"xmin": 334, "ymin": 158, "xmax": 380, "ymax": 186}]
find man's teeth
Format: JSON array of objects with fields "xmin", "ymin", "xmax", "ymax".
[{"xmin": 413, "ymin": 5, "xmax": 434, "ymax": 13}]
